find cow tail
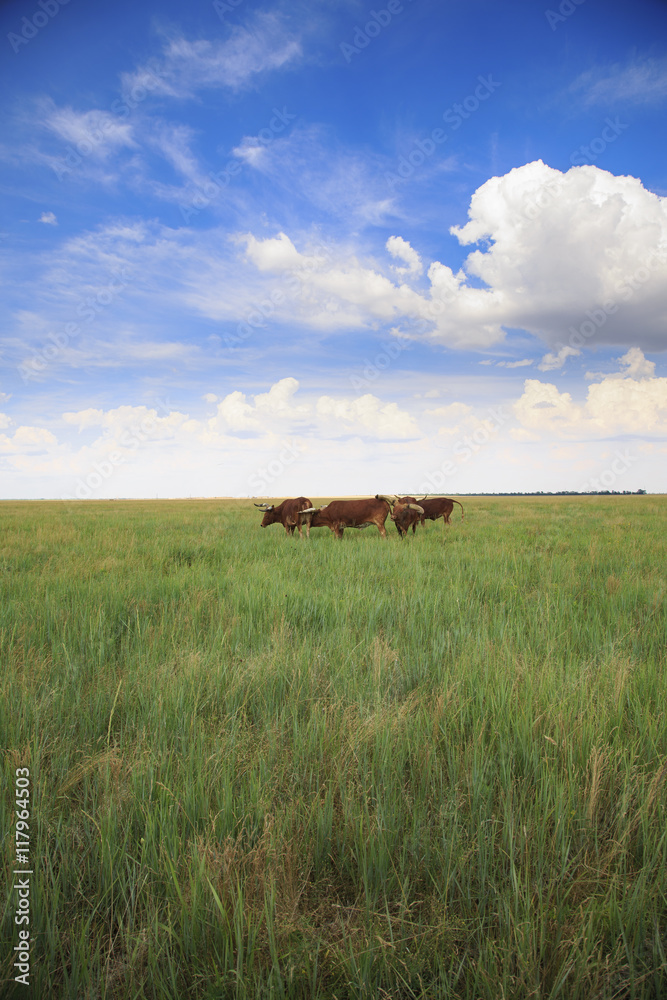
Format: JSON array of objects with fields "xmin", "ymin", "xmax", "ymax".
[{"xmin": 452, "ymin": 499, "xmax": 464, "ymax": 520}]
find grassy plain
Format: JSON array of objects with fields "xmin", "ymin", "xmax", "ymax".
[{"xmin": 1, "ymin": 495, "xmax": 666, "ymax": 999}]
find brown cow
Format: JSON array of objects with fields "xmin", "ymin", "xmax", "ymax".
[
  {"xmin": 302, "ymin": 497, "xmax": 392, "ymax": 539},
  {"xmin": 390, "ymin": 501, "xmax": 424, "ymax": 538},
  {"xmin": 394, "ymin": 497, "xmax": 420, "ymax": 535},
  {"xmin": 254, "ymin": 497, "xmax": 313, "ymax": 538},
  {"xmin": 418, "ymin": 496, "xmax": 464, "ymax": 526}
]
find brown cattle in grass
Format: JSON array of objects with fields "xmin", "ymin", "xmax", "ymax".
[
  {"xmin": 393, "ymin": 497, "xmax": 420, "ymax": 535},
  {"xmin": 390, "ymin": 500, "xmax": 425, "ymax": 538},
  {"xmin": 418, "ymin": 497, "xmax": 464, "ymax": 526},
  {"xmin": 254, "ymin": 497, "xmax": 313, "ymax": 538},
  {"xmin": 302, "ymin": 497, "xmax": 392, "ymax": 539}
]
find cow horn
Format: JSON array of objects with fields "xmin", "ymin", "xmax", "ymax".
[
  {"xmin": 254, "ymin": 503, "xmax": 273, "ymax": 510},
  {"xmin": 407, "ymin": 504, "xmax": 424, "ymax": 513},
  {"xmin": 300, "ymin": 507, "xmax": 318, "ymax": 514},
  {"xmin": 376, "ymin": 495, "xmax": 395, "ymax": 506}
]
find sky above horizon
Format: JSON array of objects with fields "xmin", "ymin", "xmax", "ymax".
[{"xmin": 1, "ymin": 0, "xmax": 666, "ymax": 499}]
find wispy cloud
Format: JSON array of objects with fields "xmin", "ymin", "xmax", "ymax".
[
  {"xmin": 121, "ymin": 13, "xmax": 302, "ymax": 101},
  {"xmin": 480, "ymin": 358, "xmax": 533, "ymax": 368},
  {"xmin": 233, "ymin": 123, "xmax": 399, "ymax": 226},
  {"xmin": 570, "ymin": 56, "xmax": 667, "ymax": 108},
  {"xmin": 42, "ymin": 100, "xmax": 137, "ymax": 158}
]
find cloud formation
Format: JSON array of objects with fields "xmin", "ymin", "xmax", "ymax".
[
  {"xmin": 121, "ymin": 15, "xmax": 301, "ymax": 100},
  {"xmin": 236, "ymin": 162, "xmax": 667, "ymax": 351},
  {"xmin": 43, "ymin": 102, "xmax": 137, "ymax": 159},
  {"xmin": 571, "ymin": 56, "xmax": 667, "ymax": 108},
  {"xmin": 448, "ymin": 161, "xmax": 667, "ymax": 352},
  {"xmin": 514, "ymin": 350, "xmax": 667, "ymax": 438},
  {"xmin": 386, "ymin": 236, "xmax": 423, "ymax": 276}
]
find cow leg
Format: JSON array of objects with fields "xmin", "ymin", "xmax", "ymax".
[
  {"xmin": 378, "ymin": 523, "xmax": 387, "ymax": 538},
  {"xmin": 334, "ymin": 523, "xmax": 344, "ymax": 539}
]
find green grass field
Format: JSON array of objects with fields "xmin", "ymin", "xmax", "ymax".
[{"xmin": 2, "ymin": 495, "xmax": 666, "ymax": 999}]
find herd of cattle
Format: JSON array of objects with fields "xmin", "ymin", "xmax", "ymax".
[{"xmin": 254, "ymin": 495, "xmax": 464, "ymax": 540}]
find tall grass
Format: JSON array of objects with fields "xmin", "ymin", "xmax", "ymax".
[{"xmin": 1, "ymin": 496, "xmax": 666, "ymax": 998}]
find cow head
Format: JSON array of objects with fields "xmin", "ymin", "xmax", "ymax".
[
  {"xmin": 254, "ymin": 502, "xmax": 276, "ymax": 527},
  {"xmin": 390, "ymin": 502, "xmax": 424, "ymax": 522}
]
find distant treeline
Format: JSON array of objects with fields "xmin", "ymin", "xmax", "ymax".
[{"xmin": 450, "ymin": 490, "xmax": 648, "ymax": 497}]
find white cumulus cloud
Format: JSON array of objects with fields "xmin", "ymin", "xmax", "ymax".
[
  {"xmin": 447, "ymin": 161, "xmax": 667, "ymax": 352},
  {"xmin": 316, "ymin": 393, "xmax": 419, "ymax": 439},
  {"xmin": 538, "ymin": 346, "xmax": 581, "ymax": 371},
  {"xmin": 514, "ymin": 350, "xmax": 667, "ymax": 438},
  {"xmin": 236, "ymin": 162, "xmax": 667, "ymax": 352},
  {"xmin": 386, "ymin": 236, "xmax": 422, "ymax": 276}
]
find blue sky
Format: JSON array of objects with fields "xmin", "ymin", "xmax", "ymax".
[{"xmin": 1, "ymin": 0, "xmax": 666, "ymax": 498}]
